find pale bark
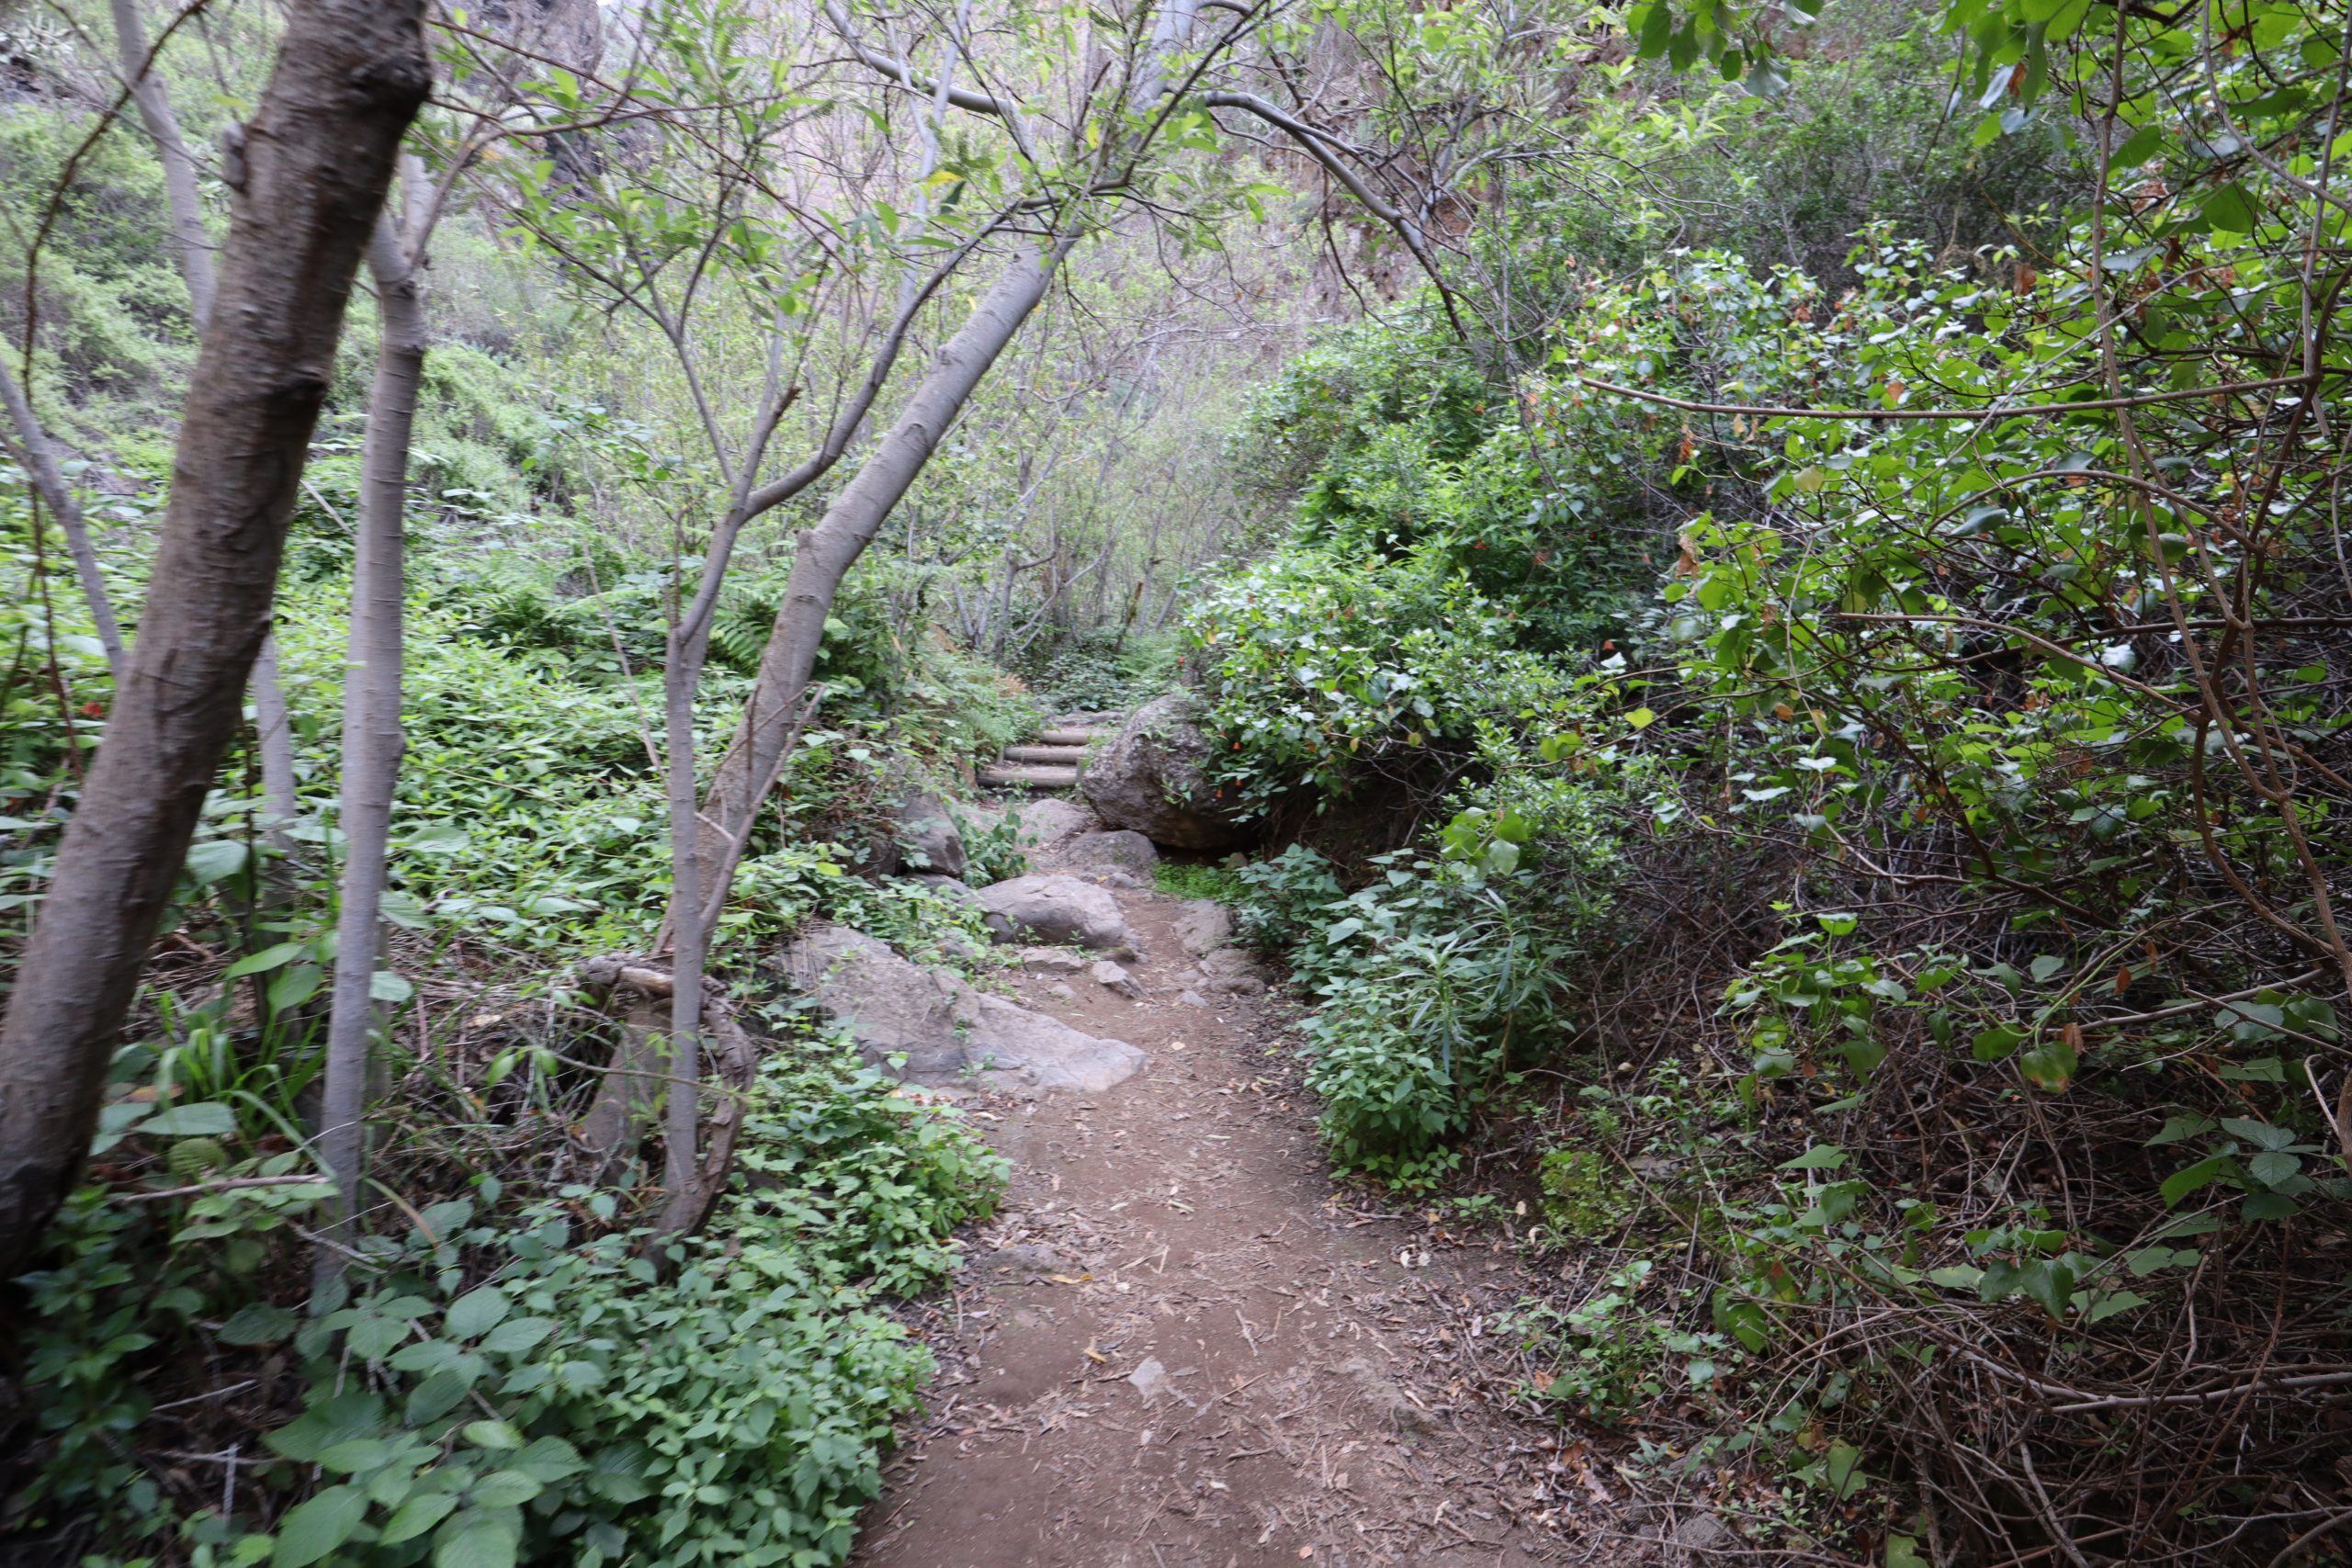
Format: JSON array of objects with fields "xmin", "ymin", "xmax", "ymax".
[
  {"xmin": 251, "ymin": 634, "xmax": 299, "ymax": 849},
  {"xmin": 695, "ymin": 239, "xmax": 1074, "ymax": 877},
  {"xmin": 316, "ymin": 217, "xmax": 426, "ymax": 1271},
  {"xmin": 0, "ymin": 355, "xmax": 126, "ymax": 680},
  {"xmin": 108, "ymin": 0, "xmax": 217, "ymax": 326},
  {"xmin": 0, "ymin": 0, "xmax": 430, "ymax": 1277}
]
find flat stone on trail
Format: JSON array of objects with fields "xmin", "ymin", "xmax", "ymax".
[
  {"xmin": 976, "ymin": 873, "xmax": 1136, "ymax": 951},
  {"xmin": 1170, "ymin": 898, "xmax": 1234, "ymax": 955},
  {"xmin": 774, "ymin": 922, "xmax": 1142, "ymax": 1092},
  {"xmin": 1020, "ymin": 946, "xmax": 1089, "ymax": 974},
  {"xmin": 957, "ymin": 991, "xmax": 1143, "ymax": 1093}
]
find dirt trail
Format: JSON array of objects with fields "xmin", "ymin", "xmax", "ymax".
[{"xmin": 855, "ymin": 887, "xmax": 1610, "ymax": 1568}]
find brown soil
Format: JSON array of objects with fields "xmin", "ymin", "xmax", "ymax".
[{"xmin": 854, "ymin": 887, "xmax": 1643, "ymax": 1568}]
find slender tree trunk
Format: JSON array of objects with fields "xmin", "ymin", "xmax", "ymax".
[
  {"xmin": 315, "ymin": 218, "xmax": 424, "ymax": 1273},
  {"xmin": 0, "ymin": 0, "xmax": 430, "ymax": 1277},
  {"xmin": 695, "ymin": 238, "xmax": 1074, "ymax": 878},
  {"xmin": 251, "ymin": 634, "xmax": 299, "ymax": 848},
  {"xmin": 0, "ymin": 356, "xmax": 126, "ymax": 680},
  {"xmin": 657, "ymin": 626, "xmax": 707, "ymax": 1232},
  {"xmin": 109, "ymin": 0, "xmax": 216, "ymax": 326}
]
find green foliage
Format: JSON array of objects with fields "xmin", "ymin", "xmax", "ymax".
[
  {"xmin": 11, "ymin": 1034, "xmax": 1004, "ymax": 1567},
  {"xmin": 1536, "ymin": 1147, "xmax": 1632, "ymax": 1239},
  {"xmin": 1149, "ymin": 860, "xmax": 1249, "ymax": 905}
]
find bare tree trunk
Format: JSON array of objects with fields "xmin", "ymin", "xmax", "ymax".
[
  {"xmin": 316, "ymin": 218, "xmax": 425, "ymax": 1274},
  {"xmin": 0, "ymin": 355, "xmax": 126, "ymax": 680},
  {"xmin": 108, "ymin": 0, "xmax": 216, "ymax": 326},
  {"xmin": 696, "ymin": 238, "xmax": 1073, "ymax": 876},
  {"xmin": 0, "ymin": 0, "xmax": 430, "ymax": 1277},
  {"xmin": 111, "ymin": 0, "xmax": 304, "ymax": 853},
  {"xmin": 251, "ymin": 634, "xmax": 299, "ymax": 848}
]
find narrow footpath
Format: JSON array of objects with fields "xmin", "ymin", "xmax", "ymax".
[{"xmin": 854, "ymin": 888, "xmax": 1634, "ymax": 1568}]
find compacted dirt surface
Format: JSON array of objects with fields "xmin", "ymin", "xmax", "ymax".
[{"xmin": 854, "ymin": 887, "xmax": 1645, "ymax": 1568}]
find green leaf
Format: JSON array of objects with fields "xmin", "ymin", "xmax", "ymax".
[
  {"xmin": 1780, "ymin": 1145, "xmax": 1848, "ymax": 1171},
  {"xmin": 463, "ymin": 1419, "xmax": 523, "ymax": 1450},
  {"xmin": 222, "ymin": 940, "xmax": 307, "ymax": 981},
  {"xmin": 371, "ymin": 969, "xmax": 415, "ymax": 1004},
  {"xmin": 272, "ymin": 1484, "xmax": 367, "ymax": 1567},
  {"xmin": 509, "ymin": 1436, "xmax": 586, "ymax": 1483},
  {"xmin": 268, "ymin": 963, "xmax": 322, "ymax": 1012},
  {"xmin": 447, "ymin": 1287, "xmax": 511, "ymax": 1341},
  {"xmin": 218, "ymin": 1303, "xmax": 298, "ymax": 1345},
  {"xmin": 1625, "ymin": 706, "xmax": 1657, "ymax": 730},
  {"xmin": 434, "ymin": 1508, "xmax": 520, "ymax": 1568},
  {"xmin": 134, "ymin": 1101, "xmax": 239, "ymax": 1137},
  {"xmin": 2018, "ymin": 1258, "xmax": 2075, "ymax": 1319},
  {"xmin": 480, "ymin": 1316, "xmax": 556, "ymax": 1356},
  {"xmin": 266, "ymin": 1393, "xmax": 384, "ymax": 1462},
  {"xmin": 186, "ymin": 839, "xmax": 250, "ymax": 885},
  {"xmin": 2161, "ymin": 1155, "xmax": 2230, "ymax": 1207},
  {"xmin": 467, "ymin": 1470, "xmax": 543, "ymax": 1507},
  {"xmin": 379, "ymin": 1493, "xmax": 458, "ymax": 1546},
  {"xmin": 2086, "ymin": 1290, "xmax": 2149, "ymax": 1323},
  {"xmin": 2201, "ymin": 180, "xmax": 2263, "ymax": 232}
]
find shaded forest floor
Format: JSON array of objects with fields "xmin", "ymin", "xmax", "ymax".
[{"xmin": 854, "ymin": 887, "xmax": 1661, "ymax": 1568}]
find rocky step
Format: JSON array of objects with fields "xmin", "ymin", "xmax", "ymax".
[
  {"xmin": 1035, "ymin": 728, "xmax": 1102, "ymax": 747},
  {"xmin": 979, "ymin": 761, "xmax": 1080, "ymax": 790},
  {"xmin": 1001, "ymin": 743, "xmax": 1088, "ymax": 764}
]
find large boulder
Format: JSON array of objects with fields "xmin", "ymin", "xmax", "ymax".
[
  {"xmin": 975, "ymin": 874, "xmax": 1136, "ymax": 951},
  {"xmin": 1079, "ymin": 693, "xmax": 1251, "ymax": 851},
  {"xmin": 773, "ymin": 925, "xmax": 967, "ymax": 1081},
  {"xmin": 1171, "ymin": 899, "xmax": 1236, "ymax": 956},
  {"xmin": 775, "ymin": 922, "xmax": 1143, "ymax": 1091},
  {"xmin": 1059, "ymin": 829, "xmax": 1159, "ymax": 884},
  {"xmin": 1009, "ymin": 798, "xmax": 1100, "ymax": 857},
  {"xmin": 886, "ymin": 791, "xmax": 967, "ymax": 880}
]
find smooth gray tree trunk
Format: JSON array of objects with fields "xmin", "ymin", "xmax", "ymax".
[
  {"xmin": 0, "ymin": 356, "xmax": 126, "ymax": 680},
  {"xmin": 109, "ymin": 0, "xmax": 217, "ymax": 326},
  {"xmin": 316, "ymin": 217, "xmax": 425, "ymax": 1273},
  {"xmin": 0, "ymin": 0, "xmax": 430, "ymax": 1277},
  {"xmin": 695, "ymin": 238, "xmax": 1074, "ymax": 881}
]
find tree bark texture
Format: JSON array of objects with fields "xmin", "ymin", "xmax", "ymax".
[
  {"xmin": 316, "ymin": 219, "xmax": 424, "ymax": 1267},
  {"xmin": 0, "ymin": 0, "xmax": 431, "ymax": 1277},
  {"xmin": 695, "ymin": 239, "xmax": 1073, "ymax": 880}
]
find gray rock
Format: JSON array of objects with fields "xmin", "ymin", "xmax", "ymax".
[
  {"xmin": 1672, "ymin": 1512, "xmax": 1743, "ymax": 1559},
  {"xmin": 1010, "ymin": 798, "xmax": 1100, "ymax": 856},
  {"xmin": 890, "ymin": 792, "xmax": 967, "ymax": 881},
  {"xmin": 1046, "ymin": 982, "xmax": 1077, "ymax": 1000},
  {"xmin": 976, "ymin": 874, "xmax": 1136, "ymax": 951},
  {"xmin": 775, "ymin": 922, "xmax": 1143, "ymax": 1092},
  {"xmin": 1176, "ymin": 990, "xmax": 1211, "ymax": 1009},
  {"xmin": 1204, "ymin": 974, "xmax": 1266, "ymax": 998},
  {"xmin": 1079, "ymin": 692, "xmax": 1253, "ymax": 852},
  {"xmin": 1061, "ymin": 829, "xmax": 1159, "ymax": 881},
  {"xmin": 1171, "ymin": 899, "xmax": 1235, "ymax": 956},
  {"xmin": 957, "ymin": 992, "xmax": 1144, "ymax": 1093},
  {"xmin": 1091, "ymin": 960, "xmax": 1144, "ymax": 999},
  {"xmin": 773, "ymin": 925, "xmax": 967, "ymax": 1082},
  {"xmin": 1198, "ymin": 947, "xmax": 1267, "ymax": 980},
  {"xmin": 1021, "ymin": 947, "xmax": 1090, "ymax": 975}
]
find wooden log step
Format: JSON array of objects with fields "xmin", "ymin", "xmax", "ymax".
[
  {"xmin": 979, "ymin": 762, "xmax": 1080, "ymax": 790},
  {"xmin": 1002, "ymin": 743, "xmax": 1087, "ymax": 764},
  {"xmin": 1035, "ymin": 728, "xmax": 1101, "ymax": 746}
]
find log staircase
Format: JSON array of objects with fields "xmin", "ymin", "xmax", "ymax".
[{"xmin": 978, "ymin": 718, "xmax": 1111, "ymax": 792}]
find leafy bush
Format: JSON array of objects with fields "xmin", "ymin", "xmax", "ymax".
[{"xmin": 10, "ymin": 1032, "xmax": 1004, "ymax": 1568}]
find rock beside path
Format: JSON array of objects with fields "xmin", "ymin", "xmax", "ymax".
[
  {"xmin": 774, "ymin": 922, "xmax": 1142, "ymax": 1092},
  {"xmin": 976, "ymin": 874, "xmax": 1136, "ymax": 951},
  {"xmin": 1058, "ymin": 829, "xmax": 1158, "ymax": 885},
  {"xmin": 1170, "ymin": 899, "xmax": 1234, "ymax": 956},
  {"xmin": 1079, "ymin": 693, "xmax": 1253, "ymax": 852}
]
